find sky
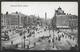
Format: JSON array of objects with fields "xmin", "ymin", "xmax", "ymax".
[{"xmin": 1, "ymin": 2, "xmax": 78, "ymax": 19}]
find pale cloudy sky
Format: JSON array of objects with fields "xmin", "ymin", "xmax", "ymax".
[{"xmin": 1, "ymin": 2, "xmax": 78, "ymax": 19}]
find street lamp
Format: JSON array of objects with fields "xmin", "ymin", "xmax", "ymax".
[
  {"xmin": 23, "ymin": 31, "xmax": 26, "ymax": 49},
  {"xmin": 51, "ymin": 15, "xmax": 57, "ymax": 48}
]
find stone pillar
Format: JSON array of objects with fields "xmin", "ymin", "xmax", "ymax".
[
  {"xmin": 19, "ymin": 16, "xmax": 21, "ymax": 26},
  {"xmin": 45, "ymin": 12, "xmax": 47, "ymax": 26}
]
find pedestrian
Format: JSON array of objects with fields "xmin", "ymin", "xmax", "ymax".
[
  {"xmin": 48, "ymin": 39, "xmax": 51, "ymax": 43},
  {"xmin": 52, "ymin": 39, "xmax": 54, "ymax": 42},
  {"xmin": 34, "ymin": 42, "xmax": 36, "ymax": 46},
  {"xmin": 62, "ymin": 33, "xmax": 64, "ymax": 37},
  {"xmin": 11, "ymin": 41, "xmax": 13, "ymax": 46},
  {"xmin": 73, "ymin": 37, "xmax": 74, "ymax": 40},
  {"xmin": 20, "ymin": 32, "xmax": 22, "ymax": 36},
  {"xmin": 28, "ymin": 29, "xmax": 29, "ymax": 33},
  {"xmin": 16, "ymin": 44, "xmax": 18, "ymax": 48},
  {"xmin": 58, "ymin": 37, "xmax": 61, "ymax": 41},
  {"xmin": 70, "ymin": 36, "xmax": 71, "ymax": 39},
  {"xmin": 27, "ymin": 45, "xmax": 29, "ymax": 49},
  {"xmin": 63, "ymin": 35, "xmax": 64, "ymax": 37}
]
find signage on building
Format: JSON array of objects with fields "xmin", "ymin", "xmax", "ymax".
[{"xmin": 56, "ymin": 15, "xmax": 69, "ymax": 28}]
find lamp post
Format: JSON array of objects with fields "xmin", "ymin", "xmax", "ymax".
[
  {"xmin": 51, "ymin": 14, "xmax": 57, "ymax": 48},
  {"xmin": 23, "ymin": 16, "xmax": 28, "ymax": 49},
  {"xmin": 23, "ymin": 31, "xmax": 26, "ymax": 49},
  {"xmin": 23, "ymin": 17, "xmax": 26, "ymax": 49}
]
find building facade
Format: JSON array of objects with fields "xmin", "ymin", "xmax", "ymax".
[
  {"xmin": 56, "ymin": 15, "xmax": 69, "ymax": 28},
  {"xmin": 1, "ymin": 12, "xmax": 43, "ymax": 29},
  {"xmin": 1, "ymin": 12, "xmax": 26, "ymax": 28},
  {"xmin": 52, "ymin": 7, "xmax": 78, "ymax": 29},
  {"xmin": 68, "ymin": 15, "xmax": 78, "ymax": 29}
]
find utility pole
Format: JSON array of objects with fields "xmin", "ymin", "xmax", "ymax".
[
  {"xmin": 23, "ymin": 16, "xmax": 28, "ymax": 49},
  {"xmin": 24, "ymin": 33, "xmax": 25, "ymax": 49},
  {"xmin": 23, "ymin": 17, "xmax": 26, "ymax": 49},
  {"xmin": 51, "ymin": 12, "xmax": 57, "ymax": 48}
]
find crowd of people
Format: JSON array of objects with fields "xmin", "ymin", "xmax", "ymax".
[
  {"xmin": 1, "ymin": 24, "xmax": 78, "ymax": 50},
  {"xmin": 53, "ymin": 30, "xmax": 78, "ymax": 50},
  {"xmin": 1, "ymin": 25, "xmax": 52, "ymax": 49}
]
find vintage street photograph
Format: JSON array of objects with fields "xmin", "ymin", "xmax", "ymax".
[{"xmin": 1, "ymin": 2, "xmax": 78, "ymax": 50}]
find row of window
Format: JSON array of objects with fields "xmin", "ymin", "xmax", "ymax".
[{"xmin": 69, "ymin": 16, "xmax": 78, "ymax": 19}]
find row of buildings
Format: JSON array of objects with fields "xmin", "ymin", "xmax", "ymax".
[
  {"xmin": 1, "ymin": 12, "xmax": 47, "ymax": 29},
  {"xmin": 1, "ymin": 7, "xmax": 78, "ymax": 30}
]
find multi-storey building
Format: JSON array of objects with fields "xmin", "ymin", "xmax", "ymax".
[
  {"xmin": 52, "ymin": 7, "xmax": 78, "ymax": 29},
  {"xmin": 1, "ymin": 12, "xmax": 43, "ymax": 29},
  {"xmin": 68, "ymin": 15, "xmax": 78, "ymax": 29},
  {"xmin": 1, "ymin": 12, "xmax": 25, "ymax": 29}
]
